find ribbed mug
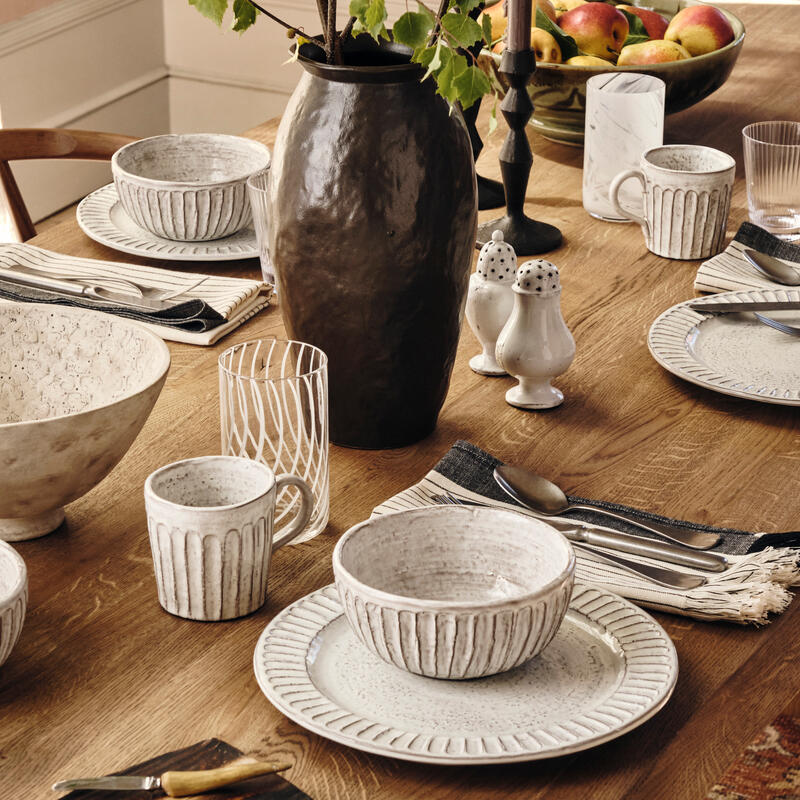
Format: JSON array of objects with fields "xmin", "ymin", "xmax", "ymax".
[
  {"xmin": 144, "ymin": 456, "xmax": 313, "ymax": 621},
  {"xmin": 609, "ymin": 144, "xmax": 735, "ymax": 259}
]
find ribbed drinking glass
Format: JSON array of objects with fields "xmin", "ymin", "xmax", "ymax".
[
  {"xmin": 219, "ymin": 339, "xmax": 329, "ymax": 543},
  {"xmin": 246, "ymin": 167, "xmax": 276, "ymax": 285},
  {"xmin": 743, "ymin": 121, "xmax": 800, "ymax": 241}
]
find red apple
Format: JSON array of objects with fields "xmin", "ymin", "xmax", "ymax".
[
  {"xmin": 618, "ymin": 5, "xmax": 669, "ymax": 39},
  {"xmin": 558, "ymin": 3, "xmax": 629, "ymax": 59},
  {"xmin": 664, "ymin": 5, "xmax": 734, "ymax": 56},
  {"xmin": 617, "ymin": 39, "xmax": 691, "ymax": 65}
]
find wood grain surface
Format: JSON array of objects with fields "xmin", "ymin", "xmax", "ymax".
[{"xmin": 2, "ymin": 6, "xmax": 799, "ymax": 798}]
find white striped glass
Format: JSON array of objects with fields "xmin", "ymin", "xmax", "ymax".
[
  {"xmin": 743, "ymin": 121, "xmax": 800, "ymax": 241},
  {"xmin": 219, "ymin": 339, "xmax": 329, "ymax": 543}
]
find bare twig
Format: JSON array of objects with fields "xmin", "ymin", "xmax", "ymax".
[
  {"xmin": 315, "ymin": 0, "xmax": 330, "ymax": 50},
  {"xmin": 247, "ymin": 0, "xmax": 325, "ymax": 45},
  {"xmin": 427, "ymin": 0, "xmax": 451, "ymax": 46},
  {"xmin": 326, "ymin": 0, "xmax": 338, "ymax": 63},
  {"xmin": 339, "ymin": 15, "xmax": 357, "ymax": 48}
]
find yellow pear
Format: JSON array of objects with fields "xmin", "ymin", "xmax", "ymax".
[
  {"xmin": 566, "ymin": 55, "xmax": 614, "ymax": 66},
  {"xmin": 531, "ymin": 27, "xmax": 562, "ymax": 63}
]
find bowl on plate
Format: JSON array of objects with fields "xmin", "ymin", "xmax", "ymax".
[
  {"xmin": 112, "ymin": 133, "xmax": 271, "ymax": 241},
  {"xmin": 0, "ymin": 304, "xmax": 171, "ymax": 541},
  {"xmin": 332, "ymin": 505, "xmax": 575, "ymax": 680},
  {"xmin": 0, "ymin": 542, "xmax": 26, "ymax": 668},
  {"xmin": 482, "ymin": 0, "xmax": 745, "ymax": 145}
]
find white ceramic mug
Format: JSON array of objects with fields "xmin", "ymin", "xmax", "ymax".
[
  {"xmin": 144, "ymin": 456, "xmax": 313, "ymax": 621},
  {"xmin": 609, "ymin": 144, "xmax": 736, "ymax": 259}
]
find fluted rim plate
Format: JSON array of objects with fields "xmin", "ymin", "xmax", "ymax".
[
  {"xmin": 649, "ymin": 288, "xmax": 800, "ymax": 405},
  {"xmin": 253, "ymin": 584, "xmax": 677, "ymax": 764},
  {"xmin": 77, "ymin": 184, "xmax": 258, "ymax": 261}
]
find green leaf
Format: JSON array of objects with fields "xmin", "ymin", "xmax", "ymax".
[
  {"xmin": 440, "ymin": 11, "xmax": 483, "ymax": 48},
  {"xmin": 188, "ymin": 0, "xmax": 228, "ymax": 26},
  {"xmin": 349, "ymin": 0, "xmax": 388, "ymax": 39},
  {"xmin": 452, "ymin": 63, "xmax": 491, "ymax": 108},
  {"xmin": 393, "ymin": 11, "xmax": 433, "ymax": 50},
  {"xmin": 417, "ymin": 40, "xmax": 443, "ymax": 80},
  {"xmin": 481, "ymin": 12, "xmax": 493, "ymax": 46},
  {"xmin": 619, "ymin": 9, "xmax": 650, "ymax": 48},
  {"xmin": 231, "ymin": 0, "xmax": 256, "ymax": 31},
  {"xmin": 534, "ymin": 7, "xmax": 579, "ymax": 60},
  {"xmin": 454, "ymin": 0, "xmax": 483, "ymax": 12},
  {"xmin": 417, "ymin": 2, "xmax": 436, "ymax": 22},
  {"xmin": 488, "ymin": 94, "xmax": 498, "ymax": 134},
  {"xmin": 435, "ymin": 49, "xmax": 468, "ymax": 103}
]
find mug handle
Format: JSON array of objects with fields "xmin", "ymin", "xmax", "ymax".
[
  {"xmin": 271, "ymin": 475, "xmax": 315, "ymax": 551},
  {"xmin": 609, "ymin": 169, "xmax": 647, "ymax": 230}
]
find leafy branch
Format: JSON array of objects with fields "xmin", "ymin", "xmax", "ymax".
[{"xmin": 188, "ymin": 0, "xmax": 495, "ymax": 109}]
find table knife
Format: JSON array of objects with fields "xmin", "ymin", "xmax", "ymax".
[
  {"xmin": 0, "ymin": 266, "xmax": 174, "ymax": 312},
  {"xmin": 52, "ymin": 760, "xmax": 291, "ymax": 797},
  {"xmin": 689, "ymin": 300, "xmax": 800, "ymax": 313}
]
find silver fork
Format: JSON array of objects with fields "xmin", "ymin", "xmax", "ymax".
[
  {"xmin": 755, "ymin": 312, "xmax": 800, "ymax": 337},
  {"xmin": 431, "ymin": 494, "xmax": 707, "ymax": 590}
]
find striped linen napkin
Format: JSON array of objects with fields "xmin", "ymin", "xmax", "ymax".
[
  {"xmin": 372, "ymin": 441, "xmax": 800, "ymax": 624},
  {"xmin": 695, "ymin": 222, "xmax": 800, "ymax": 294},
  {"xmin": 0, "ymin": 243, "xmax": 271, "ymax": 345}
]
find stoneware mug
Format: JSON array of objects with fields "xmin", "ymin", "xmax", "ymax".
[
  {"xmin": 144, "ymin": 455, "xmax": 313, "ymax": 621},
  {"xmin": 609, "ymin": 144, "xmax": 736, "ymax": 259}
]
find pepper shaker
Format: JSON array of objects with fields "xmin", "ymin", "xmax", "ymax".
[
  {"xmin": 496, "ymin": 259, "xmax": 575, "ymax": 409},
  {"xmin": 465, "ymin": 230, "xmax": 516, "ymax": 376}
]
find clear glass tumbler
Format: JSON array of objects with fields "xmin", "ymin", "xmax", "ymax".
[
  {"xmin": 246, "ymin": 168, "xmax": 276, "ymax": 285},
  {"xmin": 219, "ymin": 338, "xmax": 329, "ymax": 543},
  {"xmin": 583, "ymin": 73, "xmax": 665, "ymax": 222},
  {"xmin": 743, "ymin": 121, "xmax": 800, "ymax": 241}
]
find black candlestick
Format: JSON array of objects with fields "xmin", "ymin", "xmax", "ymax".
[
  {"xmin": 461, "ymin": 97, "xmax": 506, "ymax": 211},
  {"xmin": 476, "ymin": 49, "xmax": 562, "ymax": 255}
]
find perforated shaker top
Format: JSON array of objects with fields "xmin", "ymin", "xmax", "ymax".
[
  {"xmin": 476, "ymin": 230, "xmax": 517, "ymax": 282},
  {"xmin": 515, "ymin": 259, "xmax": 561, "ymax": 296}
]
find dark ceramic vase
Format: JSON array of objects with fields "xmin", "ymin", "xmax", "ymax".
[{"xmin": 269, "ymin": 38, "xmax": 478, "ymax": 449}]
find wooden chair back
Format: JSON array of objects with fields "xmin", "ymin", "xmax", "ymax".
[{"xmin": 0, "ymin": 128, "xmax": 137, "ymax": 241}]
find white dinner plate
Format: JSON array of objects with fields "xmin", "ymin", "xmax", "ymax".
[
  {"xmin": 648, "ymin": 288, "xmax": 800, "ymax": 405},
  {"xmin": 253, "ymin": 584, "xmax": 678, "ymax": 765},
  {"xmin": 76, "ymin": 183, "xmax": 259, "ymax": 262}
]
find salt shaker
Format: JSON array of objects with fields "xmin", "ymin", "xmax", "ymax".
[
  {"xmin": 465, "ymin": 230, "xmax": 516, "ymax": 375},
  {"xmin": 496, "ymin": 259, "xmax": 575, "ymax": 409}
]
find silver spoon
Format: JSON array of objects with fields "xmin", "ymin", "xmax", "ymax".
[
  {"xmin": 494, "ymin": 464, "xmax": 721, "ymax": 550},
  {"xmin": 743, "ymin": 249, "xmax": 800, "ymax": 286}
]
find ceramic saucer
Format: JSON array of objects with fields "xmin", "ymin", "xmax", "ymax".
[
  {"xmin": 254, "ymin": 584, "xmax": 678, "ymax": 765},
  {"xmin": 649, "ymin": 288, "xmax": 800, "ymax": 405},
  {"xmin": 76, "ymin": 183, "xmax": 259, "ymax": 262}
]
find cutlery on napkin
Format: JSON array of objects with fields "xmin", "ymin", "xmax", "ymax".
[
  {"xmin": 372, "ymin": 441, "xmax": 800, "ymax": 624},
  {"xmin": 52, "ymin": 739, "xmax": 309, "ymax": 800},
  {"xmin": 0, "ymin": 243, "xmax": 272, "ymax": 345},
  {"xmin": 695, "ymin": 222, "xmax": 800, "ymax": 295}
]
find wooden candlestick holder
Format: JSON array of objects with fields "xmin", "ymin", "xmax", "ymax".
[{"xmin": 476, "ymin": 49, "xmax": 562, "ymax": 255}]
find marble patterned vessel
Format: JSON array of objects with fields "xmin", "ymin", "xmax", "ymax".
[{"xmin": 333, "ymin": 506, "xmax": 575, "ymax": 680}]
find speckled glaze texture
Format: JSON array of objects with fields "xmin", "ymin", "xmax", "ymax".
[
  {"xmin": 332, "ymin": 506, "xmax": 575, "ymax": 679},
  {"xmin": 496, "ymin": 261, "xmax": 576, "ymax": 409},
  {"xmin": 269, "ymin": 40, "xmax": 478, "ymax": 448},
  {"xmin": 112, "ymin": 134, "xmax": 270, "ymax": 241},
  {"xmin": 145, "ymin": 456, "xmax": 313, "ymax": 621},
  {"xmin": 465, "ymin": 230, "xmax": 516, "ymax": 375},
  {"xmin": 610, "ymin": 144, "xmax": 735, "ymax": 259},
  {"xmin": 481, "ymin": 0, "xmax": 744, "ymax": 145},
  {"xmin": 0, "ymin": 304, "xmax": 170, "ymax": 541},
  {"xmin": 0, "ymin": 542, "xmax": 27, "ymax": 668}
]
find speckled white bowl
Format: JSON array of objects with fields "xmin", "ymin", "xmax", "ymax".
[
  {"xmin": 0, "ymin": 304, "xmax": 170, "ymax": 541},
  {"xmin": 112, "ymin": 134, "xmax": 271, "ymax": 242},
  {"xmin": 333, "ymin": 505, "xmax": 575, "ymax": 680},
  {"xmin": 0, "ymin": 542, "xmax": 27, "ymax": 668}
]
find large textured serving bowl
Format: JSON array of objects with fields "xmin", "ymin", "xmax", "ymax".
[
  {"xmin": 0, "ymin": 304, "xmax": 170, "ymax": 541},
  {"xmin": 0, "ymin": 542, "xmax": 26, "ymax": 668},
  {"xmin": 333, "ymin": 505, "xmax": 575, "ymax": 680},
  {"xmin": 112, "ymin": 134, "xmax": 270, "ymax": 241},
  {"xmin": 484, "ymin": 0, "xmax": 744, "ymax": 145}
]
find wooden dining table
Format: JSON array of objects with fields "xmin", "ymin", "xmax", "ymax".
[{"xmin": 4, "ymin": 4, "xmax": 800, "ymax": 798}]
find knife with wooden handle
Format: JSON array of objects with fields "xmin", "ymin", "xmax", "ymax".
[{"xmin": 52, "ymin": 760, "xmax": 291, "ymax": 796}]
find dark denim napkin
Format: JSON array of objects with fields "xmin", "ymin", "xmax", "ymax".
[
  {"xmin": 733, "ymin": 222, "xmax": 800, "ymax": 263},
  {"xmin": 0, "ymin": 279, "xmax": 225, "ymax": 333},
  {"xmin": 435, "ymin": 441, "xmax": 800, "ymax": 556}
]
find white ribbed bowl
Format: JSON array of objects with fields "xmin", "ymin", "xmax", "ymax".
[
  {"xmin": 112, "ymin": 134, "xmax": 270, "ymax": 242},
  {"xmin": 333, "ymin": 506, "xmax": 575, "ymax": 680},
  {"xmin": 0, "ymin": 542, "xmax": 27, "ymax": 668}
]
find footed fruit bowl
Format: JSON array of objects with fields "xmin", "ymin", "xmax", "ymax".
[
  {"xmin": 483, "ymin": 0, "xmax": 745, "ymax": 145},
  {"xmin": 0, "ymin": 305, "xmax": 170, "ymax": 541}
]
